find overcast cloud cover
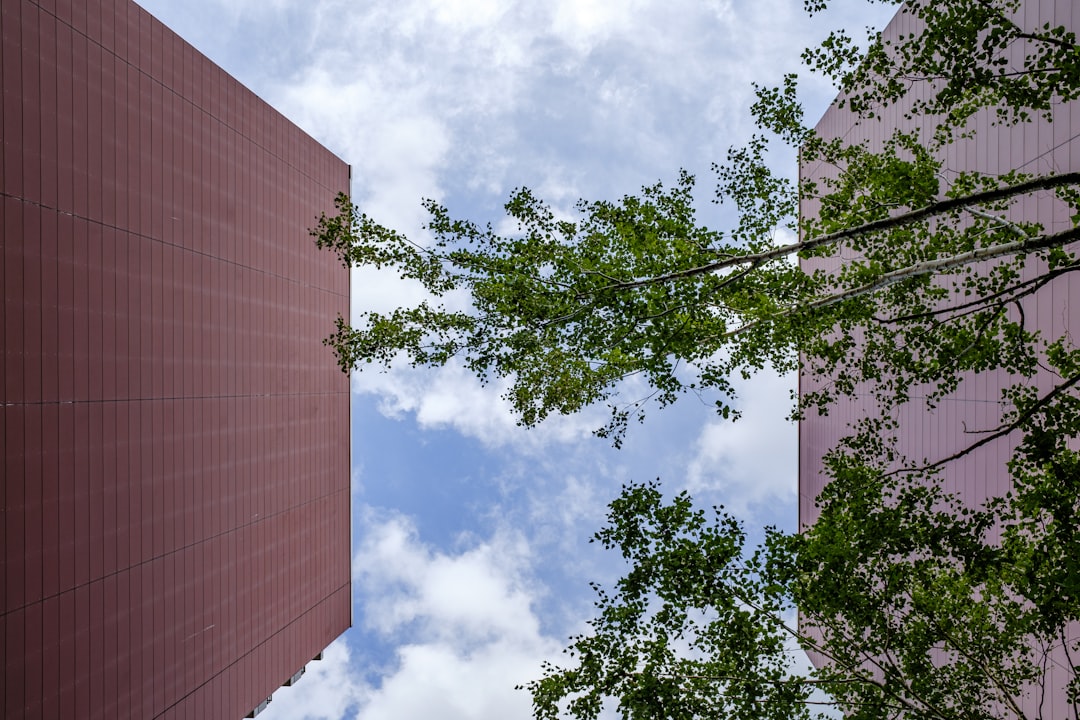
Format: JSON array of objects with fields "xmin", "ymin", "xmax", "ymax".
[{"xmin": 136, "ymin": 1, "xmax": 898, "ymax": 717}]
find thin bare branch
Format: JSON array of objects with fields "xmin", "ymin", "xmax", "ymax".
[{"xmin": 889, "ymin": 369, "xmax": 1080, "ymax": 477}]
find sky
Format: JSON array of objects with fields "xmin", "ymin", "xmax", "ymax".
[{"xmin": 135, "ymin": 1, "xmax": 898, "ymax": 718}]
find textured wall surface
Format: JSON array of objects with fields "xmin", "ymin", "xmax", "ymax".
[
  {"xmin": 799, "ymin": 0, "xmax": 1080, "ymax": 527},
  {"xmin": 1, "ymin": 0, "xmax": 352, "ymax": 717},
  {"xmin": 798, "ymin": 0, "xmax": 1080, "ymax": 713}
]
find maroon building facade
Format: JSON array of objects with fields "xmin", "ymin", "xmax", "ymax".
[
  {"xmin": 1, "ymin": 1, "xmax": 352, "ymax": 718},
  {"xmin": 799, "ymin": 1, "xmax": 1079, "ymax": 715}
]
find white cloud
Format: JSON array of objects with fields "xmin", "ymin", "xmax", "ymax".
[
  {"xmin": 355, "ymin": 512, "xmax": 538, "ymax": 640},
  {"xmin": 257, "ymin": 639, "xmax": 364, "ymax": 720},
  {"xmin": 430, "ymin": 0, "xmax": 507, "ymax": 32},
  {"xmin": 350, "ymin": 360, "xmax": 604, "ymax": 449},
  {"xmin": 686, "ymin": 369, "xmax": 800, "ymax": 518},
  {"xmin": 352, "ymin": 511, "xmax": 563, "ymax": 720},
  {"xmin": 549, "ymin": 0, "xmax": 647, "ymax": 52},
  {"xmin": 275, "ymin": 66, "xmax": 453, "ymax": 235},
  {"xmin": 358, "ymin": 640, "xmax": 551, "ymax": 720}
]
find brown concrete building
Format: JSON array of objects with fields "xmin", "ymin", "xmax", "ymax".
[{"xmin": 1, "ymin": 0, "xmax": 352, "ymax": 717}]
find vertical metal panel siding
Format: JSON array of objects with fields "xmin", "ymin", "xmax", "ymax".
[
  {"xmin": 1, "ymin": 0, "xmax": 352, "ymax": 717},
  {"xmin": 801, "ymin": 1, "xmax": 1080, "ymax": 527},
  {"xmin": 799, "ymin": 1, "xmax": 1080, "ymax": 713}
]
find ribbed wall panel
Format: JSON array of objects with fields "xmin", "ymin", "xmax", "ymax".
[
  {"xmin": 1, "ymin": 0, "xmax": 352, "ymax": 717},
  {"xmin": 799, "ymin": 2, "xmax": 1080, "ymax": 715}
]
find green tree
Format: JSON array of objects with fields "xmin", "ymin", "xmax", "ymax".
[
  {"xmin": 316, "ymin": 0, "xmax": 1080, "ymax": 717},
  {"xmin": 315, "ymin": 0, "xmax": 1080, "ymax": 446},
  {"xmin": 525, "ymin": 463, "xmax": 1080, "ymax": 720}
]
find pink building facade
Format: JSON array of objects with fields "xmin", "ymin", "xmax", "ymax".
[
  {"xmin": 1, "ymin": 0, "xmax": 352, "ymax": 717},
  {"xmin": 800, "ymin": 0, "xmax": 1080, "ymax": 526},
  {"xmin": 799, "ymin": 1, "xmax": 1080, "ymax": 715}
]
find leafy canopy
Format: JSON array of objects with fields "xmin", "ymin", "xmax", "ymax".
[
  {"xmin": 315, "ymin": 0, "xmax": 1080, "ymax": 718},
  {"xmin": 315, "ymin": 0, "xmax": 1080, "ymax": 446},
  {"xmin": 527, "ymin": 457, "xmax": 1080, "ymax": 720}
]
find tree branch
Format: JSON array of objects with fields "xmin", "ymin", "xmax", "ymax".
[
  {"xmin": 889, "ymin": 369, "xmax": 1080, "ymax": 477},
  {"xmin": 724, "ymin": 225, "xmax": 1080, "ymax": 341},
  {"xmin": 805, "ymin": 225, "xmax": 1080, "ymax": 313},
  {"xmin": 908, "ymin": 588, "xmax": 1029, "ymax": 720},
  {"xmin": 596, "ymin": 172, "xmax": 1080, "ymax": 292},
  {"xmin": 878, "ymin": 260, "xmax": 1080, "ymax": 325}
]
